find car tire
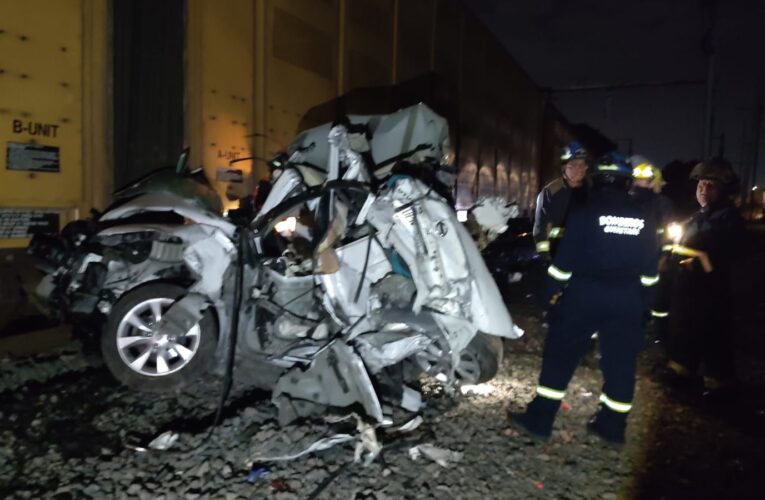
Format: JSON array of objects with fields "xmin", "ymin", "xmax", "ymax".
[
  {"xmin": 456, "ymin": 333, "xmax": 504, "ymax": 384},
  {"xmin": 101, "ymin": 283, "xmax": 218, "ymax": 393}
]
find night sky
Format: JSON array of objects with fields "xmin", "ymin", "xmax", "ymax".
[{"xmin": 467, "ymin": 0, "xmax": 765, "ymax": 185}]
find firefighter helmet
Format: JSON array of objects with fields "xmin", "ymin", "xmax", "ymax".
[
  {"xmin": 560, "ymin": 141, "xmax": 588, "ymax": 163},
  {"xmin": 630, "ymin": 154, "xmax": 665, "ymax": 186},
  {"xmin": 596, "ymin": 152, "xmax": 632, "ymax": 177}
]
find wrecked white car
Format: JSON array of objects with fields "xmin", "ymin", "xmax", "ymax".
[{"xmin": 28, "ymin": 104, "xmax": 522, "ymax": 425}]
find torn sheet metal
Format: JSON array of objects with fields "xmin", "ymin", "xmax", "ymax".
[
  {"xmin": 272, "ymin": 341, "xmax": 384, "ymax": 424},
  {"xmin": 250, "ymin": 413, "xmax": 381, "ymax": 465},
  {"xmin": 155, "ymin": 293, "xmax": 208, "ymax": 339},
  {"xmin": 317, "ymin": 235, "xmax": 392, "ymax": 326},
  {"xmin": 271, "ymin": 395, "xmax": 327, "ymax": 426},
  {"xmin": 366, "ymin": 104, "xmax": 449, "ymax": 169},
  {"xmin": 98, "ymin": 219, "xmax": 236, "ymax": 301},
  {"xmin": 323, "ymin": 413, "xmax": 382, "ymax": 466},
  {"xmin": 408, "ymin": 444, "xmax": 463, "ymax": 467},
  {"xmin": 328, "ymin": 124, "xmax": 373, "ymax": 182},
  {"xmin": 353, "ymin": 416, "xmax": 382, "ymax": 466},
  {"xmin": 367, "ymin": 179, "xmax": 472, "ymax": 319},
  {"xmin": 455, "ymin": 220, "xmax": 521, "ymax": 340},
  {"xmin": 263, "ymin": 269, "xmax": 321, "ymax": 340},
  {"xmin": 353, "ymin": 333, "xmax": 431, "ymax": 374},
  {"xmin": 390, "ymin": 415, "xmax": 423, "ymax": 433},
  {"xmin": 148, "ymin": 431, "xmax": 179, "ymax": 451},
  {"xmin": 367, "ymin": 176, "xmax": 518, "ymax": 339},
  {"xmin": 251, "ymin": 433, "xmax": 355, "ymax": 462},
  {"xmin": 287, "ymin": 103, "xmax": 448, "ymax": 179},
  {"xmin": 471, "ymin": 197, "xmax": 519, "ymax": 241},
  {"xmin": 254, "ymin": 168, "xmax": 306, "ymax": 223},
  {"xmin": 400, "ymin": 385, "xmax": 422, "ymax": 413},
  {"xmin": 353, "ymin": 193, "xmax": 377, "ymax": 226},
  {"xmin": 428, "ymin": 313, "xmax": 477, "ymax": 370},
  {"xmin": 99, "ymin": 192, "xmax": 235, "ymax": 238},
  {"xmin": 182, "ymin": 226, "xmax": 236, "ymax": 298},
  {"xmin": 367, "ymin": 274, "xmax": 416, "ymax": 315}
]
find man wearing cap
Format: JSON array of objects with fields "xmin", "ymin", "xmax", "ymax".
[{"xmin": 663, "ymin": 159, "xmax": 744, "ymax": 396}]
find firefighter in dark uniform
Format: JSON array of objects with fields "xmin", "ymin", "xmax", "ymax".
[
  {"xmin": 629, "ymin": 155, "xmax": 674, "ymax": 335},
  {"xmin": 664, "ymin": 159, "xmax": 744, "ymax": 394},
  {"xmin": 533, "ymin": 141, "xmax": 590, "ymax": 260},
  {"xmin": 510, "ymin": 155, "xmax": 659, "ymax": 444},
  {"xmin": 630, "ymin": 155, "xmax": 673, "ymax": 233}
]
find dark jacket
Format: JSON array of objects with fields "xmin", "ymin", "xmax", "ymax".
[
  {"xmin": 542, "ymin": 185, "xmax": 659, "ymax": 314},
  {"xmin": 674, "ymin": 202, "xmax": 744, "ymax": 295},
  {"xmin": 533, "ymin": 177, "xmax": 587, "ymax": 258},
  {"xmin": 631, "ymin": 187, "xmax": 674, "ymax": 252},
  {"xmin": 631, "ymin": 187, "xmax": 674, "ymax": 228}
]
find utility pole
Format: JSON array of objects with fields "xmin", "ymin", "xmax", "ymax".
[
  {"xmin": 701, "ymin": 0, "xmax": 718, "ymax": 160},
  {"xmin": 750, "ymin": 91, "xmax": 763, "ymax": 198}
]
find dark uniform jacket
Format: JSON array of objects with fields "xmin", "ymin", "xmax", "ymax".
[
  {"xmin": 533, "ymin": 177, "xmax": 587, "ymax": 258},
  {"xmin": 542, "ymin": 186, "xmax": 659, "ymax": 316},
  {"xmin": 631, "ymin": 187, "xmax": 673, "ymax": 230},
  {"xmin": 670, "ymin": 202, "xmax": 744, "ymax": 296},
  {"xmin": 665, "ymin": 201, "xmax": 744, "ymax": 379}
]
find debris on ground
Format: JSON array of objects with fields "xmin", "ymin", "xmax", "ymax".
[
  {"xmin": 408, "ymin": 444, "xmax": 463, "ymax": 467},
  {"xmin": 147, "ymin": 430, "xmax": 179, "ymax": 451}
]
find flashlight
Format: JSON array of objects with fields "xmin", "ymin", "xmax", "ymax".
[{"xmin": 667, "ymin": 222, "xmax": 683, "ymax": 243}]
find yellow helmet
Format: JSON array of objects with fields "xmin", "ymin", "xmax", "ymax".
[{"xmin": 630, "ymin": 155, "xmax": 665, "ymax": 186}]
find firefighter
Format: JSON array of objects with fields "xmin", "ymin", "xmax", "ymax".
[
  {"xmin": 533, "ymin": 141, "xmax": 590, "ymax": 260},
  {"xmin": 664, "ymin": 159, "xmax": 744, "ymax": 394},
  {"xmin": 630, "ymin": 155, "xmax": 673, "ymax": 228},
  {"xmin": 629, "ymin": 155, "xmax": 674, "ymax": 329},
  {"xmin": 510, "ymin": 154, "xmax": 659, "ymax": 444}
]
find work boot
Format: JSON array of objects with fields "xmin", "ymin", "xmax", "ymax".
[
  {"xmin": 587, "ymin": 407, "xmax": 627, "ymax": 445},
  {"xmin": 507, "ymin": 397, "xmax": 560, "ymax": 441}
]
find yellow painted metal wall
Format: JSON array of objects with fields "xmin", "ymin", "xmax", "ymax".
[
  {"xmin": 0, "ymin": 0, "xmax": 83, "ymax": 248},
  {"xmin": 1, "ymin": 0, "xmax": 569, "ymax": 243},
  {"xmin": 0, "ymin": 0, "xmax": 108, "ymax": 249},
  {"xmin": 187, "ymin": 0, "xmax": 256, "ymax": 204},
  {"xmin": 262, "ymin": 0, "xmax": 339, "ymax": 158}
]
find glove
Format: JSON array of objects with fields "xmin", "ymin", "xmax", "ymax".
[{"xmin": 540, "ymin": 277, "xmax": 565, "ymax": 311}]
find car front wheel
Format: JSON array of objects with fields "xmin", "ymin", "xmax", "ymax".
[{"xmin": 100, "ymin": 283, "xmax": 218, "ymax": 392}]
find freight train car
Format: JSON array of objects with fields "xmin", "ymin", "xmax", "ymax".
[{"xmin": 0, "ymin": 0, "xmax": 571, "ymax": 332}]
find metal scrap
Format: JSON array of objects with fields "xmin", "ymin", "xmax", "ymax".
[
  {"xmin": 353, "ymin": 333, "xmax": 431, "ymax": 374},
  {"xmin": 147, "ymin": 431, "xmax": 179, "ymax": 451},
  {"xmin": 155, "ymin": 293, "xmax": 208, "ymax": 340},
  {"xmin": 251, "ymin": 433, "xmax": 355, "ymax": 462},
  {"xmin": 408, "ymin": 444, "xmax": 463, "ymax": 467},
  {"xmin": 271, "ymin": 341, "xmax": 384, "ymax": 425}
]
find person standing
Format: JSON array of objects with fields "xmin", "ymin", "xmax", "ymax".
[
  {"xmin": 510, "ymin": 154, "xmax": 659, "ymax": 444},
  {"xmin": 630, "ymin": 155, "xmax": 674, "ymax": 326},
  {"xmin": 533, "ymin": 141, "xmax": 590, "ymax": 260},
  {"xmin": 664, "ymin": 159, "xmax": 744, "ymax": 395}
]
